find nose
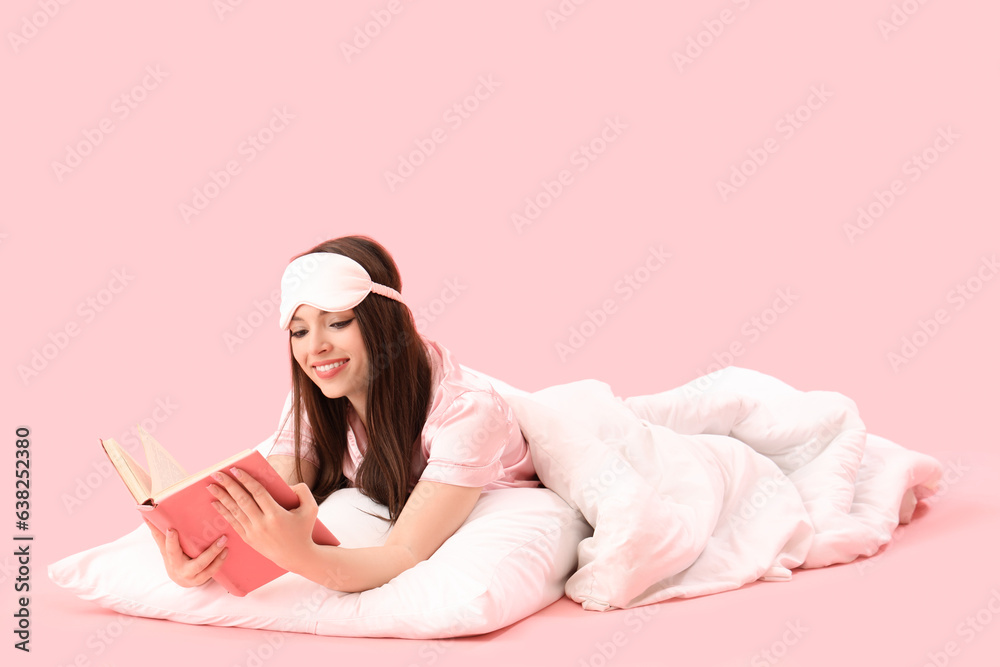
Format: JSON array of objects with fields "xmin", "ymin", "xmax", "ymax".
[{"xmin": 307, "ymin": 329, "xmax": 332, "ymax": 357}]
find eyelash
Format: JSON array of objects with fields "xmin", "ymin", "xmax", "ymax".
[{"xmin": 290, "ymin": 318, "xmax": 353, "ymax": 338}]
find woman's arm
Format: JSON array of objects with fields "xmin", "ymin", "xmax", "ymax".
[
  {"xmin": 292, "ymin": 480, "xmax": 482, "ymax": 592},
  {"xmin": 266, "ymin": 454, "xmax": 317, "ymax": 489},
  {"xmin": 207, "ymin": 468, "xmax": 482, "ymax": 593}
]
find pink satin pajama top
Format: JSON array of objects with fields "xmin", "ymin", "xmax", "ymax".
[{"xmin": 265, "ymin": 335, "xmax": 541, "ymax": 491}]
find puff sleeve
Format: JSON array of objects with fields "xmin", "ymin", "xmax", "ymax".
[
  {"xmin": 418, "ymin": 390, "xmax": 514, "ymax": 488},
  {"xmin": 260, "ymin": 390, "xmax": 320, "ymax": 467}
]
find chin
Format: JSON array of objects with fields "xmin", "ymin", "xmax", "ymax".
[{"xmin": 319, "ymin": 386, "xmax": 345, "ymax": 399}]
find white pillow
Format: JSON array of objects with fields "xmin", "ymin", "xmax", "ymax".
[{"xmin": 47, "ymin": 485, "xmax": 591, "ymax": 638}]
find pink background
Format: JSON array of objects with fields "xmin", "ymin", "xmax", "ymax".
[{"xmin": 3, "ymin": 1, "xmax": 998, "ymax": 665}]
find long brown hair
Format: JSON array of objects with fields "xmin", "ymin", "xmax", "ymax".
[{"xmin": 278, "ymin": 235, "xmax": 432, "ymax": 524}]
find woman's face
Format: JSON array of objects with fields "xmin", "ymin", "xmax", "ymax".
[{"xmin": 289, "ymin": 304, "xmax": 369, "ymax": 406}]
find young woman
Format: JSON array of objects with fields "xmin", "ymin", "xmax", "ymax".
[{"xmin": 145, "ymin": 235, "xmax": 541, "ymax": 593}]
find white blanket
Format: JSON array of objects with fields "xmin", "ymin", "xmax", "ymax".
[{"xmin": 477, "ymin": 366, "xmax": 943, "ymax": 612}]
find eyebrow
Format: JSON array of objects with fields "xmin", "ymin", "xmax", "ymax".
[{"xmin": 290, "ymin": 312, "xmax": 345, "ymax": 323}]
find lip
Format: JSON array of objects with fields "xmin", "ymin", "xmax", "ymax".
[
  {"xmin": 312, "ymin": 358, "xmax": 347, "ymax": 368},
  {"xmin": 314, "ymin": 358, "xmax": 348, "ymax": 380}
]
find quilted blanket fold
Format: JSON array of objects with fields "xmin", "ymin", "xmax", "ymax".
[{"xmin": 488, "ymin": 366, "xmax": 943, "ymax": 612}]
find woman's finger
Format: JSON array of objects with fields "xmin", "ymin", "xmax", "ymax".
[
  {"xmin": 144, "ymin": 520, "xmax": 229, "ymax": 588},
  {"xmin": 184, "ymin": 535, "xmax": 229, "ymax": 584},
  {"xmin": 189, "ymin": 533, "xmax": 229, "ymax": 568},
  {"xmin": 163, "ymin": 527, "xmax": 194, "ymax": 566},
  {"xmin": 208, "ymin": 474, "xmax": 261, "ymax": 526},
  {"xmin": 144, "ymin": 519, "xmax": 167, "ymax": 554},
  {"xmin": 227, "ymin": 468, "xmax": 283, "ymax": 515},
  {"xmin": 211, "ymin": 498, "xmax": 247, "ymax": 541},
  {"xmin": 192, "ymin": 545, "xmax": 230, "ymax": 586}
]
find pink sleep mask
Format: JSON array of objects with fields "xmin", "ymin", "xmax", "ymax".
[{"xmin": 278, "ymin": 252, "xmax": 405, "ymax": 330}]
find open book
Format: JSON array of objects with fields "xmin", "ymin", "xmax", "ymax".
[{"xmin": 101, "ymin": 425, "xmax": 340, "ymax": 597}]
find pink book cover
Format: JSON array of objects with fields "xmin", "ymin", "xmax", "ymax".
[{"xmin": 103, "ymin": 444, "xmax": 340, "ymax": 597}]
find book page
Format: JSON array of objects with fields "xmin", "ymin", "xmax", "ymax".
[
  {"xmin": 101, "ymin": 438, "xmax": 152, "ymax": 502},
  {"xmin": 137, "ymin": 425, "xmax": 189, "ymax": 496},
  {"xmin": 150, "ymin": 449, "xmax": 253, "ymax": 503}
]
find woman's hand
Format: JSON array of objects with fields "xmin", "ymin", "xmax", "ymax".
[
  {"xmin": 206, "ymin": 467, "xmax": 319, "ymax": 573},
  {"xmin": 144, "ymin": 518, "xmax": 229, "ymax": 588}
]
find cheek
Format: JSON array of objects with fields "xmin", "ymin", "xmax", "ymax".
[
  {"xmin": 290, "ymin": 343, "xmax": 307, "ymax": 368},
  {"xmin": 356, "ymin": 353, "xmax": 370, "ymax": 377}
]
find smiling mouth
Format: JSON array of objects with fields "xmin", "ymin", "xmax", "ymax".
[{"xmin": 313, "ymin": 359, "xmax": 349, "ymax": 379}]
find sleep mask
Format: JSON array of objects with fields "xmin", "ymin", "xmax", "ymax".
[{"xmin": 278, "ymin": 252, "xmax": 405, "ymax": 330}]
